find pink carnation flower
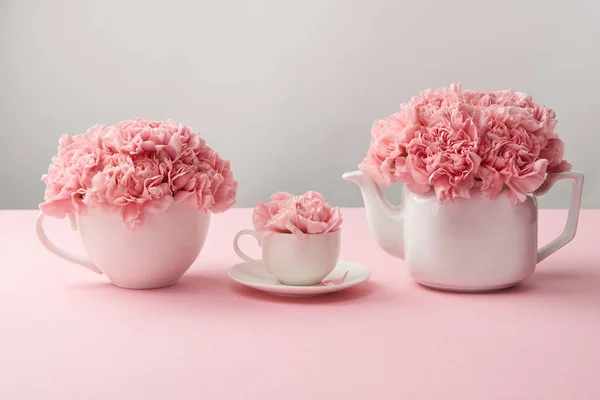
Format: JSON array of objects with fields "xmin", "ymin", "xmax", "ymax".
[
  {"xmin": 358, "ymin": 108, "xmax": 422, "ymax": 188},
  {"xmin": 40, "ymin": 118, "xmax": 237, "ymax": 229},
  {"xmin": 406, "ymin": 105, "xmax": 481, "ymax": 202},
  {"xmin": 253, "ymin": 191, "xmax": 343, "ymax": 235},
  {"xmin": 40, "ymin": 126, "xmax": 107, "ymax": 218},
  {"xmin": 408, "ymin": 82, "xmax": 466, "ymax": 125},
  {"xmin": 477, "ymin": 106, "xmax": 548, "ymax": 204},
  {"xmin": 359, "ymin": 83, "xmax": 571, "ymax": 204},
  {"xmin": 541, "ymin": 137, "xmax": 572, "ymax": 173}
]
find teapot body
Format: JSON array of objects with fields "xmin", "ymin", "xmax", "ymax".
[
  {"xmin": 402, "ymin": 187, "xmax": 538, "ymax": 291},
  {"xmin": 344, "ymin": 169, "xmax": 583, "ymax": 293}
]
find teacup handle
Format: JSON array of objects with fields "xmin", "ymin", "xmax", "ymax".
[
  {"xmin": 534, "ymin": 172, "xmax": 584, "ymax": 263},
  {"xmin": 36, "ymin": 213, "xmax": 103, "ymax": 274},
  {"xmin": 233, "ymin": 229, "xmax": 262, "ymax": 263}
]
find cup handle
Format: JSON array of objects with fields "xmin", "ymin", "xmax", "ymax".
[
  {"xmin": 233, "ymin": 229, "xmax": 262, "ymax": 263},
  {"xmin": 36, "ymin": 212, "xmax": 103, "ymax": 274},
  {"xmin": 534, "ymin": 172, "xmax": 584, "ymax": 263}
]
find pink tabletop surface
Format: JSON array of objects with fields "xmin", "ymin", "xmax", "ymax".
[{"xmin": 1, "ymin": 208, "xmax": 599, "ymax": 400}]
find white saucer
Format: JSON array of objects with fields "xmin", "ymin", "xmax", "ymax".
[{"xmin": 228, "ymin": 260, "xmax": 372, "ymax": 297}]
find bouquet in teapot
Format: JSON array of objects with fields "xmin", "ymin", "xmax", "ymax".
[{"xmin": 359, "ymin": 83, "xmax": 571, "ymax": 204}]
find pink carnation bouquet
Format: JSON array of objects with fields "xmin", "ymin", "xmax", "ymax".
[
  {"xmin": 40, "ymin": 118, "xmax": 237, "ymax": 229},
  {"xmin": 252, "ymin": 191, "xmax": 343, "ymax": 236},
  {"xmin": 359, "ymin": 83, "xmax": 571, "ymax": 204}
]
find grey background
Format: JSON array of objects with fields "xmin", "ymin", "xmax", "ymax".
[{"xmin": 2, "ymin": 0, "xmax": 598, "ymax": 209}]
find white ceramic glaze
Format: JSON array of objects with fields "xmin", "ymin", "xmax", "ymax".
[
  {"xmin": 228, "ymin": 260, "xmax": 371, "ymax": 297},
  {"xmin": 36, "ymin": 202, "xmax": 211, "ymax": 289},
  {"xmin": 343, "ymin": 170, "xmax": 584, "ymax": 292},
  {"xmin": 233, "ymin": 230, "xmax": 341, "ymax": 286}
]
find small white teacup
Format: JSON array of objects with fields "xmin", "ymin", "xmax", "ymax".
[{"xmin": 233, "ymin": 229, "xmax": 341, "ymax": 286}]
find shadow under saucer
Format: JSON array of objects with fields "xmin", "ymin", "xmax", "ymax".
[{"xmin": 229, "ymin": 279, "xmax": 395, "ymax": 305}]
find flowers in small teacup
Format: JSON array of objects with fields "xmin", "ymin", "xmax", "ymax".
[
  {"xmin": 40, "ymin": 118, "xmax": 237, "ymax": 229},
  {"xmin": 252, "ymin": 191, "xmax": 343, "ymax": 235},
  {"xmin": 359, "ymin": 83, "xmax": 571, "ymax": 204}
]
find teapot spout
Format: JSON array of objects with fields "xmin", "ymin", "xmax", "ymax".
[{"xmin": 342, "ymin": 171, "xmax": 405, "ymax": 259}]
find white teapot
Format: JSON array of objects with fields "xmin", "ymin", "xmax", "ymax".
[{"xmin": 343, "ymin": 170, "xmax": 584, "ymax": 292}]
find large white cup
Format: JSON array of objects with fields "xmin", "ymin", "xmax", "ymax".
[{"xmin": 37, "ymin": 202, "xmax": 210, "ymax": 289}]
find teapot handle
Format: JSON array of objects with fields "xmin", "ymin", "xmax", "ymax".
[
  {"xmin": 534, "ymin": 172, "xmax": 584, "ymax": 263},
  {"xmin": 36, "ymin": 213, "xmax": 103, "ymax": 274}
]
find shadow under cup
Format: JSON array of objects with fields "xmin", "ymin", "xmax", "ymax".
[{"xmin": 235, "ymin": 230, "xmax": 341, "ymax": 286}]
